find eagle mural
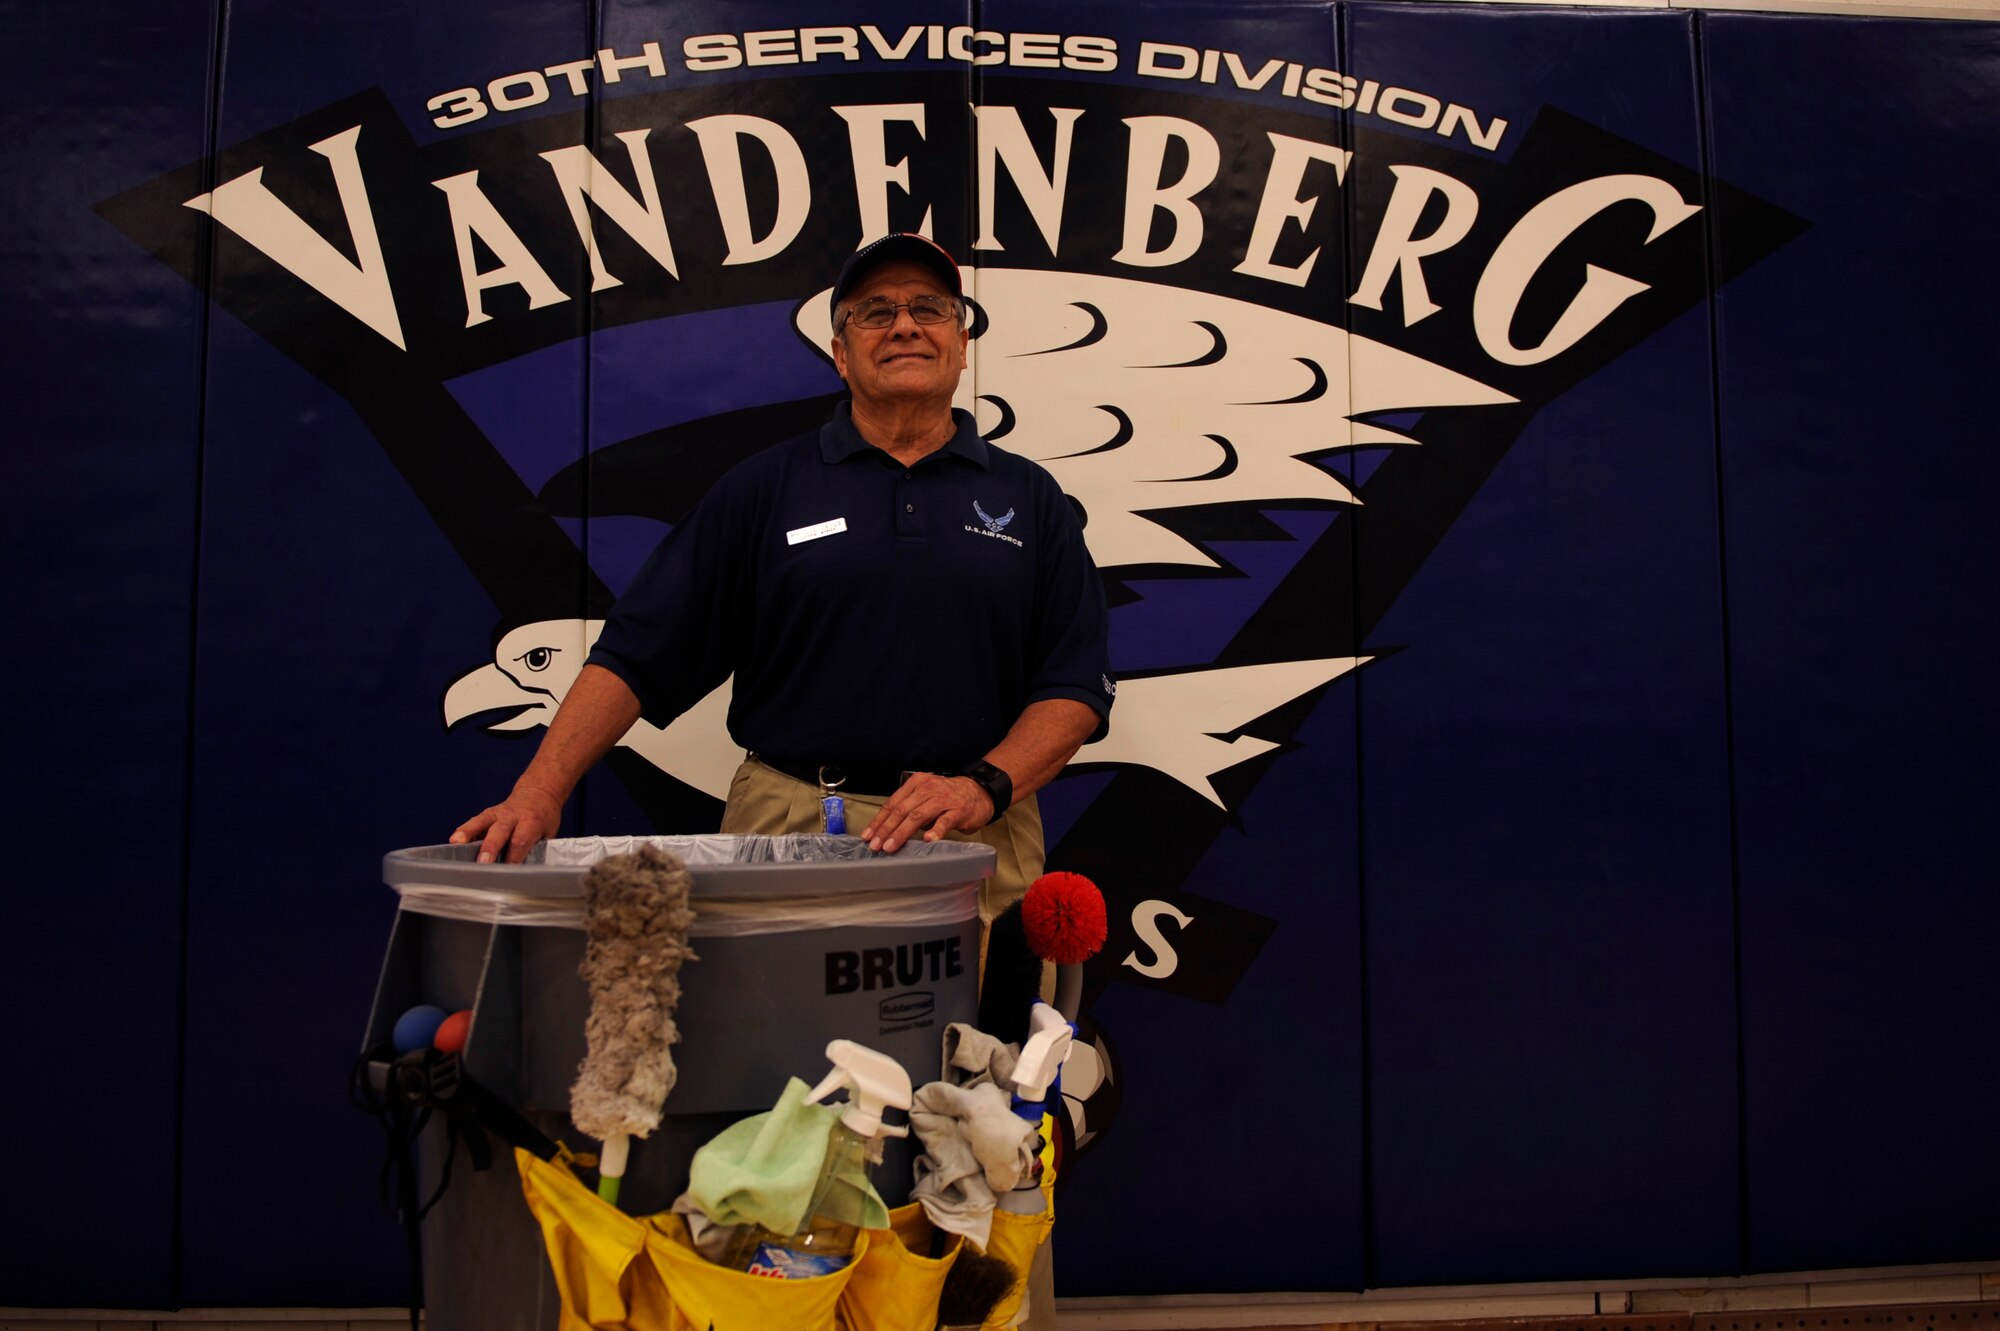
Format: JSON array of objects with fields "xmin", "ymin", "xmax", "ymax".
[{"xmin": 445, "ymin": 268, "xmax": 1512, "ymax": 808}]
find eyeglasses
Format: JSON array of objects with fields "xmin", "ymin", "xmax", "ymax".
[{"xmin": 838, "ymin": 294, "xmax": 960, "ymax": 330}]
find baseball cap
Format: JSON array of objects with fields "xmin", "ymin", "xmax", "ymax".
[{"xmin": 829, "ymin": 233, "xmax": 963, "ymax": 319}]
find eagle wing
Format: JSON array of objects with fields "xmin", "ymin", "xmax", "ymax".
[{"xmin": 451, "ymin": 272, "xmax": 1514, "ymax": 808}]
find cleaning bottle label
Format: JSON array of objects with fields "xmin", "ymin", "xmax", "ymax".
[{"xmin": 745, "ymin": 1240, "xmax": 850, "ymax": 1279}]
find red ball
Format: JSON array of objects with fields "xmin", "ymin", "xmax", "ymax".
[
  {"xmin": 433, "ymin": 1009, "xmax": 475, "ymax": 1053},
  {"xmin": 1021, "ymin": 871, "xmax": 1107, "ymax": 965}
]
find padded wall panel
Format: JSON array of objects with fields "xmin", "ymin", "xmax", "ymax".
[
  {"xmin": 176, "ymin": 0, "xmax": 592, "ymax": 1303},
  {"xmin": 22, "ymin": 0, "xmax": 2000, "ymax": 1310},
  {"xmin": 0, "ymin": 0, "xmax": 214, "ymax": 1307},
  {"xmin": 577, "ymin": 0, "xmax": 965, "ymax": 837},
  {"xmin": 1705, "ymin": 13, "xmax": 2000, "ymax": 1274},
  {"xmin": 975, "ymin": 0, "xmax": 1368, "ymax": 1294},
  {"xmin": 1348, "ymin": 4, "xmax": 1739, "ymax": 1285}
]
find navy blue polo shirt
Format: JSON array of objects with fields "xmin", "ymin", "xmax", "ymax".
[{"xmin": 586, "ymin": 402, "xmax": 1114, "ymax": 774}]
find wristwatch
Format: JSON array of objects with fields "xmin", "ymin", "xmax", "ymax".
[{"xmin": 954, "ymin": 760, "xmax": 1013, "ymax": 827}]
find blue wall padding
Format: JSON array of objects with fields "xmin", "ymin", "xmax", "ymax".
[
  {"xmin": 6, "ymin": 0, "xmax": 1998, "ymax": 1308},
  {"xmin": 1033, "ymin": 3, "xmax": 1367, "ymax": 1296},
  {"xmin": 2, "ymin": 0, "xmax": 217, "ymax": 1307},
  {"xmin": 172, "ymin": 0, "xmax": 597, "ymax": 1305},
  {"xmin": 1704, "ymin": 13, "xmax": 2000, "ymax": 1274},
  {"xmin": 1349, "ymin": 3, "xmax": 1740, "ymax": 1286},
  {"xmin": 1059, "ymin": 672, "xmax": 1369, "ymax": 1295}
]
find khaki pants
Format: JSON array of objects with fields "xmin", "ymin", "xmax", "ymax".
[
  {"xmin": 719, "ymin": 758, "xmax": 1046, "ymax": 924},
  {"xmin": 718, "ymin": 756, "xmax": 1060, "ymax": 1327}
]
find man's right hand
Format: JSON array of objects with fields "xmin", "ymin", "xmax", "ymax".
[
  {"xmin": 446, "ymin": 664, "xmax": 643, "ymax": 864},
  {"xmin": 449, "ymin": 786, "xmax": 564, "ymax": 864}
]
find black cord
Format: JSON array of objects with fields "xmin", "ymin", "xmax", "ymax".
[
  {"xmin": 349, "ymin": 1045, "xmax": 559, "ymax": 1328},
  {"xmin": 348, "ymin": 1051, "xmax": 427, "ymax": 1331}
]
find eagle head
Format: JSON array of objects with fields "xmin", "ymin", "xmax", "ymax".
[{"xmin": 443, "ymin": 619, "xmax": 604, "ymax": 733}]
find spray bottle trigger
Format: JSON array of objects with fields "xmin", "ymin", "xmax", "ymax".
[
  {"xmin": 1012, "ymin": 1003, "xmax": 1076, "ymax": 1107},
  {"xmin": 809, "ymin": 1039, "xmax": 912, "ymax": 1138},
  {"xmin": 804, "ymin": 1065, "xmax": 849, "ymax": 1107}
]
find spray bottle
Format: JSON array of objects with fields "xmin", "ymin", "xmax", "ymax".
[
  {"xmin": 725, "ymin": 1039, "xmax": 911, "ymax": 1278},
  {"xmin": 997, "ymin": 1003, "xmax": 1074, "ymax": 1215}
]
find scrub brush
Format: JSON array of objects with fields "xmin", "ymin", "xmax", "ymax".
[
  {"xmin": 1021, "ymin": 870, "xmax": 1107, "ymax": 1021},
  {"xmin": 936, "ymin": 1249, "xmax": 1020, "ymax": 1330},
  {"xmin": 569, "ymin": 844, "xmax": 697, "ymax": 1205},
  {"xmin": 1020, "ymin": 872, "xmax": 1106, "ymax": 966}
]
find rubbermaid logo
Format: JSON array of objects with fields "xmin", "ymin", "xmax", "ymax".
[{"xmin": 879, "ymin": 992, "xmax": 936, "ymax": 1023}]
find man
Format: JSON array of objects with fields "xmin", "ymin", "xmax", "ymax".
[{"xmin": 450, "ymin": 233, "xmax": 1114, "ymax": 924}]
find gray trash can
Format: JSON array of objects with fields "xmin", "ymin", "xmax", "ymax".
[{"xmin": 361, "ymin": 833, "xmax": 994, "ymax": 1331}]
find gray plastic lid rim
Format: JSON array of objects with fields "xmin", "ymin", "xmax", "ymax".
[{"xmin": 382, "ymin": 834, "xmax": 997, "ymax": 901}]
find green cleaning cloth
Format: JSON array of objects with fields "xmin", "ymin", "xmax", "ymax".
[{"xmin": 685, "ymin": 1077, "xmax": 891, "ymax": 1234}]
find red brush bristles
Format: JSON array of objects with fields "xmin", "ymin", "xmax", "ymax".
[{"xmin": 1021, "ymin": 871, "xmax": 1107, "ymax": 965}]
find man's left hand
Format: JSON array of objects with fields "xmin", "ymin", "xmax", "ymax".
[{"xmin": 859, "ymin": 772, "xmax": 993, "ymax": 853}]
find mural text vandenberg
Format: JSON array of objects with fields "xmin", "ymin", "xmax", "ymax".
[{"xmin": 186, "ymin": 91, "xmax": 1697, "ymax": 371}]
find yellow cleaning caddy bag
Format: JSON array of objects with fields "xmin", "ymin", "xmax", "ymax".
[
  {"xmin": 518, "ymin": 1148, "xmax": 866, "ymax": 1331},
  {"xmin": 517, "ymin": 1126, "xmax": 1056, "ymax": 1330},
  {"xmin": 838, "ymin": 1202, "xmax": 965, "ymax": 1331},
  {"xmin": 971, "ymin": 1116, "xmax": 1059, "ymax": 1328}
]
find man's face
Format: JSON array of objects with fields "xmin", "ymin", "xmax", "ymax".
[{"xmin": 829, "ymin": 259, "xmax": 969, "ymax": 412}]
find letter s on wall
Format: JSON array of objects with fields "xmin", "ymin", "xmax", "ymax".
[{"xmin": 1123, "ymin": 899, "xmax": 1194, "ymax": 979}]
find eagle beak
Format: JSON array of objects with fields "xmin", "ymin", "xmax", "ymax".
[{"xmin": 442, "ymin": 663, "xmax": 550, "ymax": 732}]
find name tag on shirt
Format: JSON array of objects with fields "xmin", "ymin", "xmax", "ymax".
[{"xmin": 787, "ymin": 517, "xmax": 847, "ymax": 546}]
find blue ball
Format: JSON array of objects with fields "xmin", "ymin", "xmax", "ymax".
[{"xmin": 393, "ymin": 1004, "xmax": 449, "ymax": 1054}]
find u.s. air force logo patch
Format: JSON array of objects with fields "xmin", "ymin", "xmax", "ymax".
[
  {"xmin": 974, "ymin": 500, "xmax": 1015, "ymax": 534},
  {"xmin": 968, "ymin": 499, "xmax": 1022, "ymax": 546}
]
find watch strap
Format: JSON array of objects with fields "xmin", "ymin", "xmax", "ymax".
[{"xmin": 956, "ymin": 759, "xmax": 1013, "ymax": 828}]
